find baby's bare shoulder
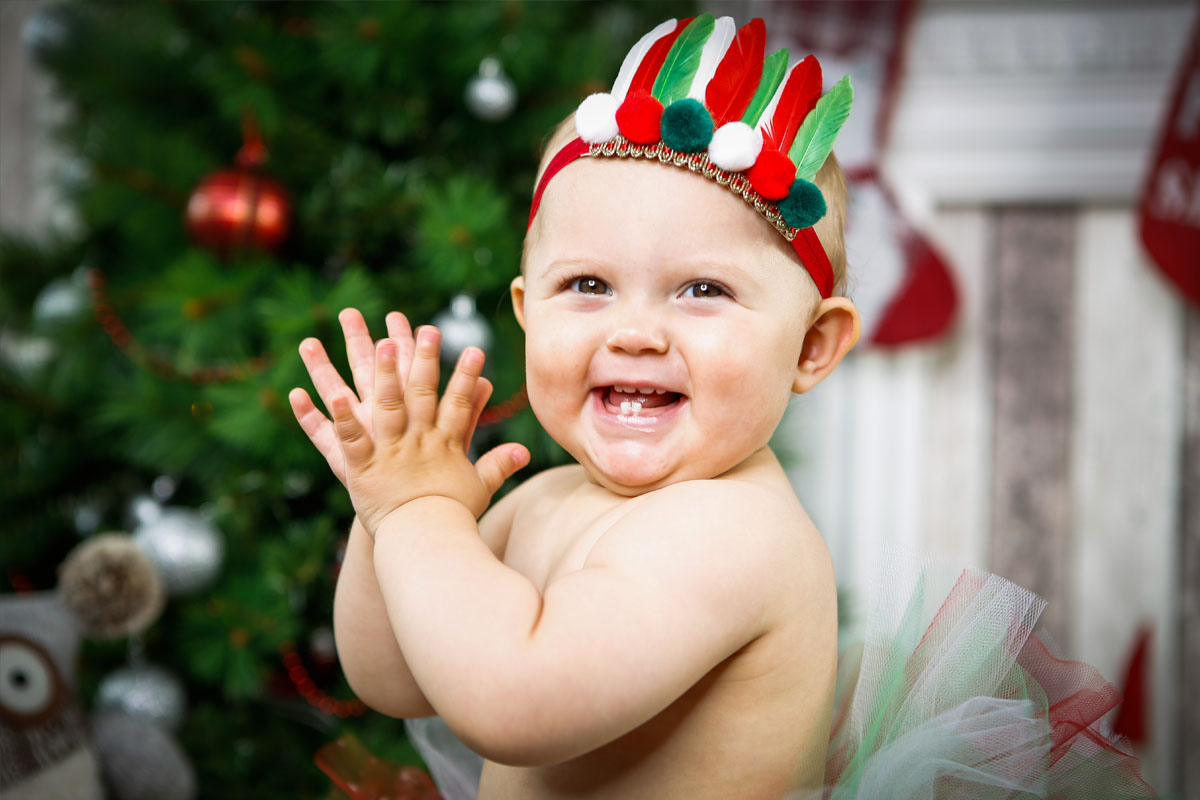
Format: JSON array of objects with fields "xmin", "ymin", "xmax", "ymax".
[
  {"xmin": 627, "ymin": 478, "xmax": 817, "ymax": 550},
  {"xmin": 588, "ymin": 478, "xmax": 829, "ymax": 608}
]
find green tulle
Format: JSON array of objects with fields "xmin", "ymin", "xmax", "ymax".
[{"xmin": 822, "ymin": 562, "xmax": 1160, "ymax": 800}]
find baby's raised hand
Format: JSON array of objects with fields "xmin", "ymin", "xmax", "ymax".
[
  {"xmin": 328, "ymin": 326, "xmax": 529, "ymax": 535},
  {"xmin": 289, "ymin": 309, "xmax": 492, "ymax": 487}
]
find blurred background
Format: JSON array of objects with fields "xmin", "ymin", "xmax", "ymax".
[{"xmin": 1, "ymin": 1, "xmax": 1195, "ymax": 798}]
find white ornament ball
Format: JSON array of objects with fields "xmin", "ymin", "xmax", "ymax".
[
  {"xmin": 465, "ymin": 57, "xmax": 517, "ymax": 121},
  {"xmin": 575, "ymin": 93, "xmax": 620, "ymax": 144},
  {"xmin": 93, "ymin": 711, "xmax": 196, "ymax": 800},
  {"xmin": 432, "ymin": 294, "xmax": 492, "ymax": 363},
  {"xmin": 33, "ymin": 273, "xmax": 89, "ymax": 326},
  {"xmin": 96, "ymin": 664, "xmax": 187, "ymax": 732},
  {"xmin": 133, "ymin": 507, "xmax": 223, "ymax": 597},
  {"xmin": 708, "ymin": 121, "xmax": 763, "ymax": 172}
]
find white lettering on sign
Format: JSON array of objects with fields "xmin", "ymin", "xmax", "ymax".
[
  {"xmin": 1178, "ymin": 67, "xmax": 1200, "ymax": 141},
  {"xmin": 1152, "ymin": 159, "xmax": 1200, "ymax": 226}
]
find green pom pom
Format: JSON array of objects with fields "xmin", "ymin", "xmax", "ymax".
[
  {"xmin": 660, "ymin": 99, "xmax": 713, "ymax": 153},
  {"xmin": 778, "ymin": 179, "xmax": 826, "ymax": 229}
]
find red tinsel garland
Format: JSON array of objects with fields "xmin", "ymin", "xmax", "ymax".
[{"xmin": 86, "ymin": 266, "xmax": 531, "ymax": 424}]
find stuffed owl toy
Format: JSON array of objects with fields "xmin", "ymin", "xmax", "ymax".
[{"xmin": 0, "ymin": 534, "xmax": 194, "ymax": 800}]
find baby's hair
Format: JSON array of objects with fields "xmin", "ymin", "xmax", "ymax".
[{"xmin": 522, "ymin": 113, "xmax": 851, "ymax": 299}]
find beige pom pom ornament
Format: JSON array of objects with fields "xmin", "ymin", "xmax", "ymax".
[{"xmin": 58, "ymin": 533, "xmax": 165, "ymax": 639}]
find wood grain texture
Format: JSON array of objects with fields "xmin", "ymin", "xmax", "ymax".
[
  {"xmin": 987, "ymin": 207, "xmax": 1076, "ymax": 646},
  {"xmin": 1181, "ymin": 303, "xmax": 1200, "ymax": 800},
  {"xmin": 1070, "ymin": 208, "xmax": 1183, "ymax": 789}
]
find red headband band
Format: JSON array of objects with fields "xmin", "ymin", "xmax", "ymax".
[{"xmin": 527, "ymin": 136, "xmax": 835, "ymax": 299}]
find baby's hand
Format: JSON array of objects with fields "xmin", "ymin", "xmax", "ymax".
[
  {"xmin": 325, "ymin": 325, "xmax": 529, "ymax": 536},
  {"xmin": 289, "ymin": 309, "xmax": 492, "ymax": 487}
]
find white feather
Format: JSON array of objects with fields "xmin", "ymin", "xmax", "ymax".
[
  {"xmin": 611, "ymin": 19, "xmax": 677, "ymax": 102},
  {"xmin": 755, "ymin": 55, "xmax": 795, "ymax": 137},
  {"xmin": 687, "ymin": 17, "xmax": 736, "ymax": 102}
]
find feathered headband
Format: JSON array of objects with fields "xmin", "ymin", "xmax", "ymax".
[{"xmin": 527, "ymin": 15, "xmax": 854, "ymax": 299}]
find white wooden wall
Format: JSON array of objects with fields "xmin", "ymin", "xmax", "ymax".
[
  {"xmin": 774, "ymin": 2, "xmax": 1197, "ymax": 793},
  {"xmin": 782, "ymin": 205, "xmax": 1190, "ymax": 786}
]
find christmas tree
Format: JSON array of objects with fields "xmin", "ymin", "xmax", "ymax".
[{"xmin": 0, "ymin": 1, "xmax": 690, "ymax": 796}]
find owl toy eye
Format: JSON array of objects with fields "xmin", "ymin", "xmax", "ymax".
[{"xmin": 0, "ymin": 636, "xmax": 64, "ymax": 725}]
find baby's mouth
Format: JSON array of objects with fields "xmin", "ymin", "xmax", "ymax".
[{"xmin": 600, "ymin": 385, "xmax": 684, "ymax": 420}]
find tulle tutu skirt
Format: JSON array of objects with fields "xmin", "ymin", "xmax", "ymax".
[
  {"xmin": 320, "ymin": 556, "xmax": 1158, "ymax": 800},
  {"xmin": 809, "ymin": 554, "xmax": 1156, "ymax": 799}
]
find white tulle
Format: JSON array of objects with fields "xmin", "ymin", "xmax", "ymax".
[{"xmin": 403, "ymin": 716, "xmax": 482, "ymax": 800}]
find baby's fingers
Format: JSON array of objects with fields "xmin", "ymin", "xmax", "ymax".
[
  {"xmin": 288, "ymin": 388, "xmax": 347, "ymax": 483},
  {"xmin": 330, "ymin": 389, "xmax": 374, "ymax": 466},
  {"xmin": 465, "ymin": 377, "xmax": 494, "ymax": 454},
  {"xmin": 385, "ymin": 311, "xmax": 416, "ymax": 389},
  {"xmin": 437, "ymin": 347, "xmax": 484, "ymax": 446},
  {"xmin": 339, "ymin": 308, "xmax": 379, "ymax": 404},
  {"xmin": 299, "ymin": 338, "xmax": 354, "ymax": 414},
  {"xmin": 475, "ymin": 443, "xmax": 530, "ymax": 499},
  {"xmin": 373, "ymin": 338, "xmax": 407, "ymax": 440},
  {"xmin": 405, "ymin": 327, "xmax": 442, "ymax": 425}
]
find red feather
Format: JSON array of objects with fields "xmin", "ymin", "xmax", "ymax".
[
  {"xmin": 763, "ymin": 55, "xmax": 822, "ymax": 154},
  {"xmin": 705, "ymin": 18, "xmax": 766, "ymax": 127},
  {"xmin": 627, "ymin": 17, "xmax": 693, "ymax": 97}
]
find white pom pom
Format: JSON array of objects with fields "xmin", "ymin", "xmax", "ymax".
[
  {"xmin": 708, "ymin": 122, "xmax": 762, "ymax": 171},
  {"xmin": 575, "ymin": 93, "xmax": 620, "ymax": 144}
]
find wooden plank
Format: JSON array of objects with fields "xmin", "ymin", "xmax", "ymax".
[
  {"xmin": 987, "ymin": 207, "xmax": 1076, "ymax": 645},
  {"xmin": 918, "ymin": 208, "xmax": 992, "ymax": 570},
  {"xmin": 1180, "ymin": 302, "xmax": 1200, "ymax": 800},
  {"xmin": 1071, "ymin": 208, "xmax": 1183, "ymax": 789},
  {"xmin": 0, "ymin": 1, "xmax": 39, "ymax": 232}
]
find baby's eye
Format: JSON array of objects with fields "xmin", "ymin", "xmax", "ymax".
[
  {"xmin": 683, "ymin": 281, "xmax": 726, "ymax": 299},
  {"xmin": 570, "ymin": 276, "xmax": 611, "ymax": 295}
]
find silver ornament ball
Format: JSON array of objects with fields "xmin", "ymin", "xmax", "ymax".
[
  {"xmin": 96, "ymin": 664, "xmax": 187, "ymax": 732},
  {"xmin": 134, "ymin": 506, "xmax": 224, "ymax": 596},
  {"xmin": 33, "ymin": 274, "xmax": 89, "ymax": 326},
  {"xmin": 432, "ymin": 294, "xmax": 492, "ymax": 363},
  {"xmin": 465, "ymin": 57, "xmax": 517, "ymax": 121}
]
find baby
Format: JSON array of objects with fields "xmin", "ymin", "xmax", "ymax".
[{"xmin": 291, "ymin": 15, "xmax": 860, "ymax": 799}]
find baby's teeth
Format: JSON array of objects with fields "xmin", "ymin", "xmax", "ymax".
[
  {"xmin": 620, "ymin": 400, "xmax": 631, "ymax": 414},
  {"xmin": 631, "ymin": 402, "xmax": 642, "ymax": 413},
  {"xmin": 655, "ymin": 388, "xmax": 666, "ymax": 394}
]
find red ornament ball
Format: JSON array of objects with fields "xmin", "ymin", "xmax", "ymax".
[
  {"xmin": 185, "ymin": 167, "xmax": 290, "ymax": 255},
  {"xmin": 747, "ymin": 147, "xmax": 796, "ymax": 201},
  {"xmin": 616, "ymin": 91, "xmax": 665, "ymax": 145}
]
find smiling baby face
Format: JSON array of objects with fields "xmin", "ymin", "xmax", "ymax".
[{"xmin": 512, "ymin": 150, "xmax": 843, "ymax": 496}]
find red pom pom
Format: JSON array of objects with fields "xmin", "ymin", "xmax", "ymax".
[
  {"xmin": 747, "ymin": 147, "xmax": 796, "ymax": 201},
  {"xmin": 616, "ymin": 92, "xmax": 665, "ymax": 145}
]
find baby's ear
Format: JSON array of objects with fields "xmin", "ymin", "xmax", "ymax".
[
  {"xmin": 793, "ymin": 297, "xmax": 861, "ymax": 394},
  {"xmin": 510, "ymin": 276, "xmax": 527, "ymax": 330}
]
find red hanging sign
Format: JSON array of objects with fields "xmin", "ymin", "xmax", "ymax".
[{"xmin": 1140, "ymin": 18, "xmax": 1200, "ymax": 307}]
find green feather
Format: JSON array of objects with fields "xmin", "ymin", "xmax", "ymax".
[
  {"xmin": 739, "ymin": 49, "xmax": 788, "ymax": 127},
  {"xmin": 789, "ymin": 75, "xmax": 854, "ymax": 181},
  {"xmin": 651, "ymin": 14, "xmax": 715, "ymax": 106}
]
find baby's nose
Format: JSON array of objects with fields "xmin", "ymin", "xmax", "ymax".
[{"xmin": 605, "ymin": 323, "xmax": 668, "ymax": 355}]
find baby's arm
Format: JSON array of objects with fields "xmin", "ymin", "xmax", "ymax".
[
  {"xmin": 290, "ymin": 309, "xmax": 499, "ymax": 718},
  {"xmin": 374, "ymin": 480, "xmax": 805, "ymax": 767},
  {"xmin": 333, "ymin": 483, "xmax": 521, "ymax": 718}
]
